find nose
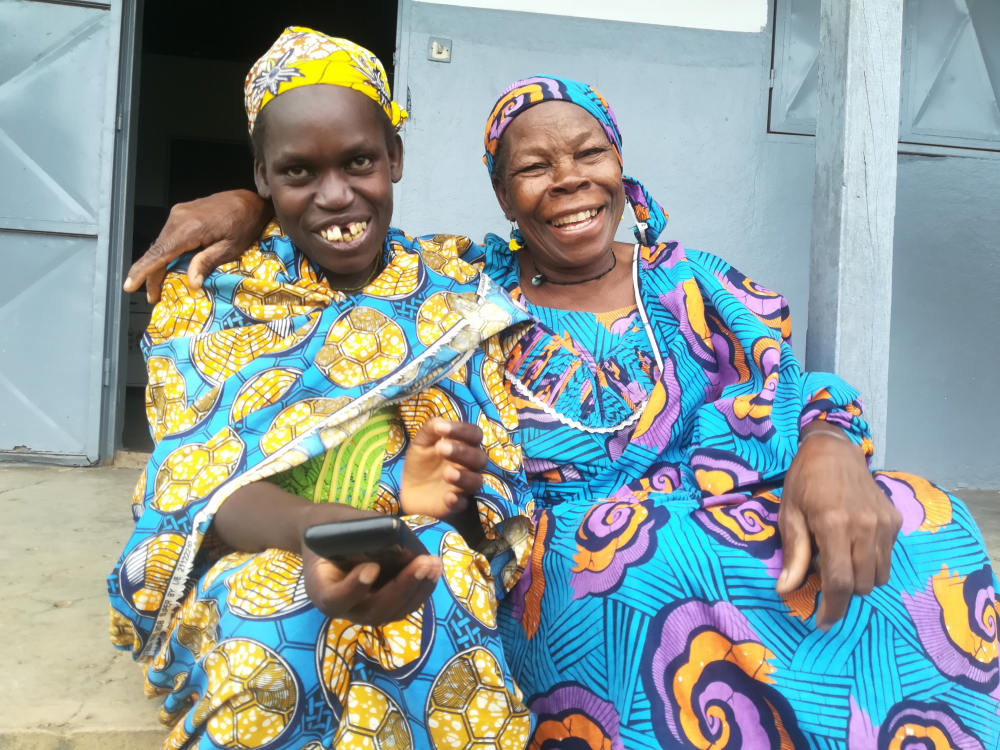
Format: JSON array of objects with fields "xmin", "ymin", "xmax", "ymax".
[
  {"xmin": 313, "ymin": 169, "xmax": 354, "ymax": 211},
  {"xmin": 550, "ymin": 159, "xmax": 590, "ymax": 195}
]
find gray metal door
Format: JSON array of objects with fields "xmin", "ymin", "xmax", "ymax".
[{"xmin": 0, "ymin": 0, "xmax": 126, "ymax": 464}]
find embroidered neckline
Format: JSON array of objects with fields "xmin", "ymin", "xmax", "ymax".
[{"xmin": 503, "ymin": 245, "xmax": 663, "ymax": 435}]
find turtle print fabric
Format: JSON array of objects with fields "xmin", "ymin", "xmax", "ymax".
[
  {"xmin": 108, "ymin": 223, "xmax": 538, "ymax": 749},
  {"xmin": 475, "ymin": 74, "xmax": 1000, "ymax": 749}
]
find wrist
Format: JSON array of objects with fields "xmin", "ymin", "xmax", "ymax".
[{"xmin": 798, "ymin": 420, "xmax": 852, "ymax": 447}]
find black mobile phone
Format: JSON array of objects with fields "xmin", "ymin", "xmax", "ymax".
[{"xmin": 303, "ymin": 516, "xmax": 429, "ymax": 589}]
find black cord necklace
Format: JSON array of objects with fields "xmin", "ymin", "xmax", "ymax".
[
  {"xmin": 330, "ymin": 255, "xmax": 383, "ymax": 293},
  {"xmin": 530, "ymin": 252, "xmax": 617, "ymax": 286}
]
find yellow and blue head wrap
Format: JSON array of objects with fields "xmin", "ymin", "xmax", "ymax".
[{"xmin": 245, "ymin": 26, "xmax": 407, "ymax": 135}]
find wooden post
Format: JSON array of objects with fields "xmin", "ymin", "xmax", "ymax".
[{"xmin": 806, "ymin": 0, "xmax": 904, "ymax": 467}]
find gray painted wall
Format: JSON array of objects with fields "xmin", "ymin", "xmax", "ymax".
[
  {"xmin": 889, "ymin": 155, "xmax": 1000, "ymax": 488},
  {"xmin": 394, "ymin": 2, "xmax": 999, "ymax": 488}
]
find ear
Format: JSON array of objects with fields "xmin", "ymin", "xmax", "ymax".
[
  {"xmin": 388, "ymin": 134, "xmax": 404, "ymax": 183},
  {"xmin": 254, "ymin": 159, "xmax": 271, "ymax": 200},
  {"xmin": 492, "ymin": 175, "xmax": 514, "ymax": 222}
]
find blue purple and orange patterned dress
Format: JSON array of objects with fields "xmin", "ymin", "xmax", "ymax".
[
  {"xmin": 478, "ymin": 74, "xmax": 1000, "ymax": 749},
  {"xmin": 473, "ymin": 235, "xmax": 1000, "ymax": 750}
]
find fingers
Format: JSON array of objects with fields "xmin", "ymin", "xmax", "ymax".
[
  {"xmin": 815, "ymin": 525, "xmax": 854, "ymax": 630},
  {"xmin": 412, "ymin": 417, "xmax": 484, "ymax": 448},
  {"xmin": 776, "ymin": 503, "xmax": 812, "ymax": 595},
  {"xmin": 435, "ymin": 419, "xmax": 484, "ymax": 447},
  {"xmin": 851, "ymin": 536, "xmax": 877, "ymax": 597},
  {"xmin": 187, "ymin": 240, "xmax": 245, "ymax": 289},
  {"xmin": 437, "ymin": 439, "xmax": 488, "ymax": 472},
  {"xmin": 874, "ymin": 538, "xmax": 894, "ymax": 588},
  {"xmin": 125, "ymin": 191, "xmax": 263, "ymax": 296},
  {"xmin": 124, "ymin": 243, "xmax": 177, "ymax": 294},
  {"xmin": 306, "ymin": 557, "xmax": 381, "ymax": 618},
  {"xmin": 123, "ymin": 207, "xmax": 203, "ymax": 294},
  {"xmin": 145, "ymin": 265, "xmax": 167, "ymax": 304},
  {"xmin": 441, "ymin": 491, "xmax": 468, "ymax": 515},
  {"xmin": 353, "ymin": 555, "xmax": 442, "ymax": 625},
  {"xmin": 443, "ymin": 466, "xmax": 483, "ymax": 495},
  {"xmin": 410, "ymin": 417, "xmax": 446, "ymax": 448}
]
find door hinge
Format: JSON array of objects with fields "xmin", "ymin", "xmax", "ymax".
[
  {"xmin": 117, "ymin": 113, "xmax": 123, "ymax": 131},
  {"xmin": 768, "ymin": 68, "xmax": 775, "ymax": 89},
  {"xmin": 103, "ymin": 357, "xmax": 111, "ymax": 386}
]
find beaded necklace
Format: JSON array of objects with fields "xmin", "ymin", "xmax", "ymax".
[{"xmin": 504, "ymin": 244, "xmax": 664, "ymax": 434}]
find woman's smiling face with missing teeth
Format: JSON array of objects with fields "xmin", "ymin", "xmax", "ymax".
[{"xmin": 253, "ymin": 85, "xmax": 403, "ymax": 287}]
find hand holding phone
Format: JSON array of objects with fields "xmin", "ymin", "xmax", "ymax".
[
  {"xmin": 304, "ymin": 516, "xmax": 430, "ymax": 589},
  {"xmin": 300, "ymin": 516, "xmax": 441, "ymax": 626}
]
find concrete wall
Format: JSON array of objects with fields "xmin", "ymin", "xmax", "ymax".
[
  {"xmin": 394, "ymin": 2, "xmax": 1000, "ymax": 488},
  {"xmin": 411, "ymin": 0, "xmax": 769, "ymax": 33},
  {"xmin": 888, "ymin": 155, "xmax": 1000, "ymax": 488}
]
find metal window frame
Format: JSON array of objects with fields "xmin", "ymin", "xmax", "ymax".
[
  {"xmin": 98, "ymin": 0, "xmax": 142, "ymax": 462},
  {"xmin": 768, "ymin": 0, "xmax": 1000, "ymax": 158}
]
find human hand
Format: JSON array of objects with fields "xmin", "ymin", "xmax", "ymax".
[
  {"xmin": 295, "ymin": 503, "xmax": 442, "ymax": 626},
  {"xmin": 777, "ymin": 422, "xmax": 902, "ymax": 630},
  {"xmin": 400, "ymin": 418, "xmax": 487, "ymax": 518},
  {"xmin": 301, "ymin": 544, "xmax": 442, "ymax": 625},
  {"xmin": 123, "ymin": 190, "xmax": 272, "ymax": 303}
]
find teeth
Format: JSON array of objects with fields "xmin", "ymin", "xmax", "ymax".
[
  {"xmin": 321, "ymin": 221, "xmax": 367, "ymax": 242},
  {"xmin": 552, "ymin": 209, "xmax": 598, "ymax": 227}
]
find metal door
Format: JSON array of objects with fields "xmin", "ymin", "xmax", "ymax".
[{"xmin": 0, "ymin": 0, "xmax": 127, "ymax": 464}]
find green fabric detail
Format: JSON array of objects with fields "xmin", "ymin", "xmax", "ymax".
[{"xmin": 267, "ymin": 408, "xmax": 393, "ymax": 510}]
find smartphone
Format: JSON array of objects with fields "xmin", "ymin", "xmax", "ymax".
[{"xmin": 303, "ymin": 516, "xmax": 429, "ymax": 589}]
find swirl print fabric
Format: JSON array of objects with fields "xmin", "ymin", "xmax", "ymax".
[
  {"xmin": 107, "ymin": 224, "xmax": 539, "ymax": 749},
  {"xmin": 474, "ymin": 236, "xmax": 1000, "ymax": 750}
]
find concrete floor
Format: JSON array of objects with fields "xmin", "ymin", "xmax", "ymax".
[
  {"xmin": 0, "ymin": 466, "xmax": 997, "ymax": 749},
  {"xmin": 0, "ymin": 467, "xmax": 162, "ymax": 750}
]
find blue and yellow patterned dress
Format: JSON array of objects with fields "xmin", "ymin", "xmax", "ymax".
[{"xmin": 109, "ymin": 226, "xmax": 537, "ymax": 750}]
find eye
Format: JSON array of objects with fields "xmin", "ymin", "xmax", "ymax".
[
  {"xmin": 516, "ymin": 162, "xmax": 547, "ymax": 175},
  {"xmin": 578, "ymin": 147, "xmax": 608, "ymax": 159},
  {"xmin": 349, "ymin": 156, "xmax": 373, "ymax": 169},
  {"xmin": 285, "ymin": 166, "xmax": 309, "ymax": 179}
]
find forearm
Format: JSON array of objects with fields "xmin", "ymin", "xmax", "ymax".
[{"xmin": 212, "ymin": 481, "xmax": 374, "ymax": 554}]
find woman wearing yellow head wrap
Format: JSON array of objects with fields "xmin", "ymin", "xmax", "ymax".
[{"xmin": 109, "ymin": 28, "xmax": 534, "ymax": 750}]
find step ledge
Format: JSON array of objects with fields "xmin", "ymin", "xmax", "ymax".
[{"xmin": 0, "ymin": 728, "xmax": 166, "ymax": 750}]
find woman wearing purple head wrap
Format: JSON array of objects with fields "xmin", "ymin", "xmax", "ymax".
[{"xmin": 127, "ymin": 74, "xmax": 999, "ymax": 750}]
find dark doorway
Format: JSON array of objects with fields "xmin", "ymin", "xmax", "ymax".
[{"xmin": 122, "ymin": 0, "xmax": 399, "ymax": 452}]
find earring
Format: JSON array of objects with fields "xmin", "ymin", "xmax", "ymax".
[{"xmin": 508, "ymin": 218, "xmax": 523, "ymax": 253}]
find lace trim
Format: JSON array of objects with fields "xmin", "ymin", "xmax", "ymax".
[{"xmin": 505, "ymin": 244, "xmax": 664, "ymax": 436}]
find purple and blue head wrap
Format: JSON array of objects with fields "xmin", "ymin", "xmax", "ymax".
[{"xmin": 483, "ymin": 75, "xmax": 667, "ymax": 248}]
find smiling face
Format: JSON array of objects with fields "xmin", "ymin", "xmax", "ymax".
[
  {"xmin": 492, "ymin": 101, "xmax": 626, "ymax": 274},
  {"xmin": 253, "ymin": 85, "xmax": 403, "ymax": 286}
]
